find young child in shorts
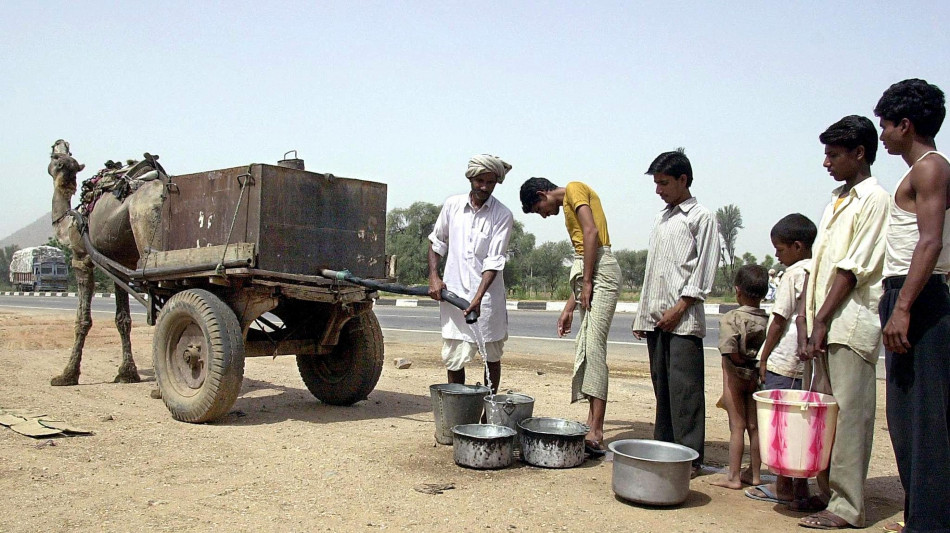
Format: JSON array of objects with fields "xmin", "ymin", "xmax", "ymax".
[
  {"xmin": 711, "ymin": 264, "xmax": 769, "ymax": 489},
  {"xmin": 745, "ymin": 213, "xmax": 819, "ymax": 509}
]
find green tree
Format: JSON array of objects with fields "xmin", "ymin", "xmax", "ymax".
[
  {"xmin": 762, "ymin": 255, "xmax": 775, "ymax": 271},
  {"xmin": 716, "ymin": 204, "xmax": 743, "ymax": 275},
  {"xmin": 504, "ymin": 220, "xmax": 535, "ymax": 295},
  {"xmin": 385, "ymin": 202, "xmax": 442, "ymax": 284},
  {"xmin": 528, "ymin": 240, "xmax": 573, "ymax": 297},
  {"xmin": 741, "ymin": 252, "xmax": 757, "ymax": 267},
  {"xmin": 614, "ymin": 249, "xmax": 648, "ymax": 292},
  {"xmin": 0, "ymin": 244, "xmax": 21, "ymax": 289},
  {"xmin": 715, "ymin": 204, "xmax": 743, "ymax": 294}
]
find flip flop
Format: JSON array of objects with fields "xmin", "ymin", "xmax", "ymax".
[
  {"xmin": 584, "ymin": 440, "xmax": 606, "ymax": 457},
  {"xmin": 799, "ymin": 510, "xmax": 851, "ymax": 530},
  {"xmin": 883, "ymin": 522, "xmax": 904, "ymax": 533},
  {"xmin": 744, "ymin": 484, "xmax": 793, "ymax": 505}
]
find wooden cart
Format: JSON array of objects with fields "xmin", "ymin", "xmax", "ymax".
[{"xmin": 85, "ymin": 163, "xmax": 389, "ymax": 423}]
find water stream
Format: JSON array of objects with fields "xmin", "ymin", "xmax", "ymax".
[{"xmin": 469, "ymin": 320, "xmax": 493, "ymax": 398}]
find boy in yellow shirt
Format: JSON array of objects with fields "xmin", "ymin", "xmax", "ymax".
[{"xmin": 520, "ymin": 178, "xmax": 622, "ymax": 455}]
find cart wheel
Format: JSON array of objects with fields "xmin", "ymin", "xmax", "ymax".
[
  {"xmin": 297, "ymin": 311, "xmax": 384, "ymax": 406},
  {"xmin": 152, "ymin": 289, "xmax": 245, "ymax": 423}
]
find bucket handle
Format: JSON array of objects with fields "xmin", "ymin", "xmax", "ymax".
[
  {"xmin": 802, "ymin": 359, "xmax": 820, "ymax": 411},
  {"xmin": 283, "ymin": 150, "xmax": 298, "ymax": 160},
  {"xmin": 503, "ymin": 399, "xmax": 517, "ymax": 416}
]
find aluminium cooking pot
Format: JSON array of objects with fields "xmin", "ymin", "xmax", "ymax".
[
  {"xmin": 451, "ymin": 424, "xmax": 516, "ymax": 469},
  {"xmin": 518, "ymin": 417, "xmax": 588, "ymax": 468},
  {"xmin": 608, "ymin": 439, "xmax": 699, "ymax": 506}
]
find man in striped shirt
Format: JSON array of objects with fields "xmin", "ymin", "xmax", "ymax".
[{"xmin": 632, "ymin": 149, "xmax": 721, "ymax": 472}]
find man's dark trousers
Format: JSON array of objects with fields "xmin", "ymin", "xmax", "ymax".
[
  {"xmin": 880, "ymin": 275, "xmax": 950, "ymax": 532},
  {"xmin": 646, "ymin": 329, "xmax": 705, "ymax": 465}
]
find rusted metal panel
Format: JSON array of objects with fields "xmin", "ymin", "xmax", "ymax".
[
  {"xmin": 161, "ymin": 164, "xmax": 386, "ymax": 278},
  {"xmin": 257, "ymin": 165, "xmax": 386, "ymax": 278}
]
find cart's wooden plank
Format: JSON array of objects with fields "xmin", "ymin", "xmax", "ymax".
[{"xmin": 140, "ymin": 243, "xmax": 256, "ymax": 270}]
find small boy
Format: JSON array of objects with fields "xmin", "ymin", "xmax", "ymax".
[
  {"xmin": 711, "ymin": 264, "xmax": 769, "ymax": 490},
  {"xmin": 745, "ymin": 213, "xmax": 819, "ymax": 509}
]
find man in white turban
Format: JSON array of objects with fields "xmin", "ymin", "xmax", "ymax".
[{"xmin": 428, "ymin": 155, "xmax": 514, "ymax": 393}]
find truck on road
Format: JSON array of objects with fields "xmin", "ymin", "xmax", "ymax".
[{"xmin": 8, "ymin": 246, "xmax": 69, "ymax": 292}]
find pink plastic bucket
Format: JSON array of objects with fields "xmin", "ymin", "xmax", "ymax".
[{"xmin": 753, "ymin": 389, "xmax": 838, "ymax": 478}]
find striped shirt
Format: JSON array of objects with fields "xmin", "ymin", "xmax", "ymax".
[{"xmin": 632, "ymin": 197, "xmax": 721, "ymax": 338}]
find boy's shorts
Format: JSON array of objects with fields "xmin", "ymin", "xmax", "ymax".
[
  {"xmin": 763, "ymin": 370, "xmax": 802, "ymax": 391},
  {"xmin": 441, "ymin": 339, "xmax": 504, "ymax": 372}
]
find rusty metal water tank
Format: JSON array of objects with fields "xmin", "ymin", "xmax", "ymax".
[{"xmin": 277, "ymin": 150, "xmax": 304, "ymax": 170}]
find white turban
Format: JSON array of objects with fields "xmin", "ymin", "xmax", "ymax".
[{"xmin": 465, "ymin": 154, "xmax": 512, "ymax": 184}]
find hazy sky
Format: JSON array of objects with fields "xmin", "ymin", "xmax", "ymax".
[{"xmin": 2, "ymin": 2, "xmax": 948, "ymax": 260}]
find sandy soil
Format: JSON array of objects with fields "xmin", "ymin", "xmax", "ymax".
[{"xmin": 0, "ymin": 308, "xmax": 904, "ymax": 532}]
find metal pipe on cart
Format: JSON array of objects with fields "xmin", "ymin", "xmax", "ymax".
[{"xmin": 317, "ymin": 268, "xmax": 479, "ymax": 324}]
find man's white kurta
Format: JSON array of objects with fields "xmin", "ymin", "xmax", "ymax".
[{"xmin": 428, "ymin": 194, "xmax": 513, "ymax": 343}]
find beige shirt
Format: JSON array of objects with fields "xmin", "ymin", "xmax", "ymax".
[{"xmin": 805, "ymin": 177, "xmax": 889, "ymax": 364}]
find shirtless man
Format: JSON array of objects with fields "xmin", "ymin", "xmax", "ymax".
[{"xmin": 875, "ymin": 78, "xmax": 950, "ymax": 533}]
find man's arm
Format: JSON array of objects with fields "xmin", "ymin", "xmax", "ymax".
[
  {"xmin": 427, "ymin": 204, "xmax": 451, "ymax": 301},
  {"xmin": 464, "ymin": 270, "xmax": 498, "ymax": 316},
  {"xmin": 466, "ymin": 207, "xmax": 514, "ymax": 315},
  {"xmin": 884, "ymin": 159, "xmax": 950, "ymax": 353},
  {"xmin": 804, "ymin": 268, "xmax": 856, "ymax": 359},
  {"xmin": 795, "ymin": 272, "xmax": 810, "ymax": 360},
  {"xmin": 576, "ymin": 204, "xmax": 600, "ymax": 311},
  {"xmin": 427, "ymin": 245, "xmax": 446, "ymax": 300}
]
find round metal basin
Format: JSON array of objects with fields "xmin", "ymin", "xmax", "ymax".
[
  {"xmin": 518, "ymin": 417, "xmax": 588, "ymax": 468},
  {"xmin": 608, "ymin": 439, "xmax": 699, "ymax": 506},
  {"xmin": 451, "ymin": 424, "xmax": 516, "ymax": 469}
]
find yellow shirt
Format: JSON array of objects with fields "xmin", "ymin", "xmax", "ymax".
[{"xmin": 563, "ymin": 182, "xmax": 610, "ymax": 255}]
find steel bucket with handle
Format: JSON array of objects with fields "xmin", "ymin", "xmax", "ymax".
[
  {"xmin": 484, "ymin": 393, "xmax": 534, "ymax": 440},
  {"xmin": 429, "ymin": 383, "xmax": 490, "ymax": 445}
]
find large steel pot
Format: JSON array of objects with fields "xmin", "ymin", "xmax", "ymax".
[
  {"xmin": 451, "ymin": 424, "xmax": 516, "ymax": 469},
  {"xmin": 518, "ymin": 417, "xmax": 588, "ymax": 468},
  {"xmin": 484, "ymin": 394, "xmax": 534, "ymax": 438},
  {"xmin": 608, "ymin": 439, "xmax": 699, "ymax": 506},
  {"xmin": 430, "ymin": 383, "xmax": 490, "ymax": 445}
]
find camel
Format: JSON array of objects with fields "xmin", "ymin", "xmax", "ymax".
[{"xmin": 47, "ymin": 140, "xmax": 168, "ymax": 386}]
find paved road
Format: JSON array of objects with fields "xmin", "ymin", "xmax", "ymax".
[
  {"xmin": 0, "ymin": 294, "xmax": 885, "ymax": 377},
  {"xmin": 0, "ymin": 293, "xmax": 721, "ymax": 348}
]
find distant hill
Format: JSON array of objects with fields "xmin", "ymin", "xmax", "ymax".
[{"xmin": 0, "ymin": 212, "xmax": 54, "ymax": 249}]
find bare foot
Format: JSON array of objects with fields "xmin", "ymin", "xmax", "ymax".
[
  {"xmin": 740, "ymin": 467, "xmax": 761, "ymax": 486},
  {"xmin": 709, "ymin": 475, "xmax": 743, "ymax": 489}
]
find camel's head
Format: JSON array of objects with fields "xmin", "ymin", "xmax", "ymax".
[{"xmin": 48, "ymin": 140, "xmax": 85, "ymax": 193}]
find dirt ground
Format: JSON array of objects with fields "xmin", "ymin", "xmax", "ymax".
[{"xmin": 0, "ymin": 308, "xmax": 904, "ymax": 532}]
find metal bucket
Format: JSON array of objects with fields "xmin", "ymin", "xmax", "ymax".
[
  {"xmin": 484, "ymin": 393, "xmax": 534, "ymax": 437},
  {"xmin": 429, "ymin": 383, "xmax": 490, "ymax": 445},
  {"xmin": 451, "ymin": 424, "xmax": 516, "ymax": 469},
  {"xmin": 608, "ymin": 439, "xmax": 699, "ymax": 506},
  {"xmin": 518, "ymin": 417, "xmax": 588, "ymax": 468}
]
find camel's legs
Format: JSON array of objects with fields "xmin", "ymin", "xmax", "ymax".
[
  {"xmin": 51, "ymin": 261, "xmax": 94, "ymax": 386},
  {"xmin": 113, "ymin": 285, "xmax": 141, "ymax": 383}
]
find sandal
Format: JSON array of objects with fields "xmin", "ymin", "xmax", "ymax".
[
  {"xmin": 883, "ymin": 522, "xmax": 904, "ymax": 533},
  {"xmin": 799, "ymin": 510, "xmax": 851, "ymax": 529},
  {"xmin": 584, "ymin": 440, "xmax": 606, "ymax": 457}
]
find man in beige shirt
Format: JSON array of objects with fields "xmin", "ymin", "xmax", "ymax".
[{"xmin": 797, "ymin": 116, "xmax": 889, "ymax": 529}]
